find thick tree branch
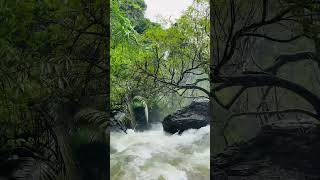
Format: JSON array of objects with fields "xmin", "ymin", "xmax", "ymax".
[
  {"xmin": 223, "ymin": 108, "xmax": 320, "ymax": 133},
  {"xmin": 141, "ymin": 68, "xmax": 210, "ymax": 96},
  {"xmin": 212, "ymin": 86, "xmax": 247, "ymax": 109},
  {"xmin": 265, "ymin": 52, "xmax": 317, "ymax": 73},
  {"xmin": 214, "ymin": 74, "xmax": 320, "ymax": 114},
  {"xmin": 240, "ymin": 33, "xmax": 304, "ymax": 43}
]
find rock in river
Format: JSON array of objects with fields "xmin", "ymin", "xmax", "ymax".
[
  {"xmin": 162, "ymin": 100, "xmax": 210, "ymax": 134},
  {"xmin": 212, "ymin": 118, "xmax": 320, "ymax": 180}
]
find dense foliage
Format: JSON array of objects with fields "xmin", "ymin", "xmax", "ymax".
[
  {"xmin": 0, "ymin": 0, "xmax": 108, "ymax": 179},
  {"xmin": 111, "ymin": 0, "xmax": 210, "ymax": 119}
]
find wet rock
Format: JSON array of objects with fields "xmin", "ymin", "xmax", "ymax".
[
  {"xmin": 133, "ymin": 106, "xmax": 149, "ymax": 131},
  {"xmin": 212, "ymin": 118, "xmax": 320, "ymax": 179},
  {"xmin": 162, "ymin": 100, "xmax": 209, "ymax": 134}
]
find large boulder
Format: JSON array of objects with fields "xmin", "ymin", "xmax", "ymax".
[
  {"xmin": 162, "ymin": 100, "xmax": 210, "ymax": 134},
  {"xmin": 212, "ymin": 118, "xmax": 320, "ymax": 180}
]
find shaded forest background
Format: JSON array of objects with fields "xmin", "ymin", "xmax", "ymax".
[
  {"xmin": 0, "ymin": 0, "xmax": 108, "ymax": 179},
  {"xmin": 211, "ymin": 0, "xmax": 320, "ymax": 153}
]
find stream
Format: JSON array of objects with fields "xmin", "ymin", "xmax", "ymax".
[{"xmin": 110, "ymin": 123, "xmax": 210, "ymax": 180}]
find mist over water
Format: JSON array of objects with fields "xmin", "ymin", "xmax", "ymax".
[{"xmin": 110, "ymin": 123, "xmax": 210, "ymax": 180}]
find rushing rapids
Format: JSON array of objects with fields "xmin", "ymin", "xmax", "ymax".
[{"xmin": 110, "ymin": 123, "xmax": 210, "ymax": 180}]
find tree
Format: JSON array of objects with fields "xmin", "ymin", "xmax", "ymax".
[
  {"xmin": 211, "ymin": 0, "xmax": 320, "ymax": 148},
  {"xmin": 141, "ymin": 0, "xmax": 210, "ymax": 99},
  {"xmin": 110, "ymin": 0, "xmax": 210, "ymax": 127},
  {"xmin": 0, "ymin": 0, "xmax": 109, "ymax": 179}
]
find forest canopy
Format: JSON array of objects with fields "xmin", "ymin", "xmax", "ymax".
[{"xmin": 110, "ymin": 0, "xmax": 210, "ymax": 118}]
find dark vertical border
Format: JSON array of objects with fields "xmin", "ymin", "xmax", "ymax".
[
  {"xmin": 209, "ymin": 0, "xmax": 214, "ymax": 179},
  {"xmin": 105, "ymin": 0, "xmax": 111, "ymax": 179}
]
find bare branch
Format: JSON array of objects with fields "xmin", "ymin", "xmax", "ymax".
[{"xmin": 240, "ymin": 33, "xmax": 304, "ymax": 43}]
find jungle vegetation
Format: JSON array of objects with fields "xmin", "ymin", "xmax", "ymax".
[
  {"xmin": 0, "ymin": 0, "xmax": 210, "ymax": 179},
  {"xmin": 0, "ymin": 0, "xmax": 108, "ymax": 179},
  {"xmin": 110, "ymin": 0, "xmax": 210, "ymax": 127}
]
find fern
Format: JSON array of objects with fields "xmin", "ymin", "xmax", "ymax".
[{"xmin": 12, "ymin": 157, "xmax": 57, "ymax": 180}]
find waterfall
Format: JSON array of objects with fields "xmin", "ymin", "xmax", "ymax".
[
  {"xmin": 143, "ymin": 101, "xmax": 148, "ymax": 124},
  {"xmin": 110, "ymin": 123, "xmax": 210, "ymax": 180}
]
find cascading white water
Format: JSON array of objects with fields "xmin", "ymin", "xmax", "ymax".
[{"xmin": 110, "ymin": 123, "xmax": 210, "ymax": 180}]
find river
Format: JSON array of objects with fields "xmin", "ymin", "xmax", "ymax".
[{"xmin": 110, "ymin": 123, "xmax": 210, "ymax": 180}]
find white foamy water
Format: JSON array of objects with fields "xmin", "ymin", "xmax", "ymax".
[{"xmin": 110, "ymin": 123, "xmax": 210, "ymax": 180}]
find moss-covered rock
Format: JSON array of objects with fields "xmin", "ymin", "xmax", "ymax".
[{"xmin": 129, "ymin": 96, "xmax": 149, "ymax": 131}]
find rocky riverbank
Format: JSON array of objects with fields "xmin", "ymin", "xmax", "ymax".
[{"xmin": 212, "ymin": 118, "xmax": 320, "ymax": 180}]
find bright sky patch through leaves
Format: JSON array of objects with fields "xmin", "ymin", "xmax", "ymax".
[{"xmin": 144, "ymin": 0, "xmax": 193, "ymax": 25}]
